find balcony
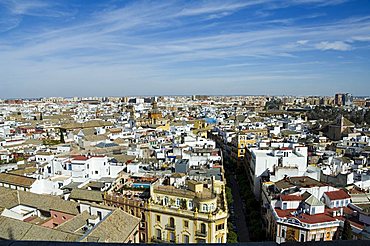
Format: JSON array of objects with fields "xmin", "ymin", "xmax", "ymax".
[
  {"xmin": 151, "ymin": 237, "xmax": 167, "ymax": 243},
  {"xmin": 165, "ymin": 224, "xmax": 176, "ymax": 231},
  {"xmin": 151, "ymin": 237, "xmax": 176, "ymax": 244},
  {"xmin": 196, "ymin": 230, "xmax": 207, "ymax": 237}
]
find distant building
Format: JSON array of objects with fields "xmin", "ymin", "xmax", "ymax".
[
  {"xmin": 335, "ymin": 93, "xmax": 353, "ymax": 106},
  {"xmin": 326, "ymin": 116, "xmax": 355, "ymax": 141}
]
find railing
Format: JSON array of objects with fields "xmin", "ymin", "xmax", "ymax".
[
  {"xmin": 151, "ymin": 236, "xmax": 176, "ymax": 244},
  {"xmin": 165, "ymin": 224, "xmax": 176, "ymax": 231},
  {"xmin": 196, "ymin": 230, "xmax": 207, "ymax": 237}
]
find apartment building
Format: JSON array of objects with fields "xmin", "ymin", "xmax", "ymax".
[
  {"xmin": 147, "ymin": 178, "xmax": 228, "ymax": 243},
  {"xmin": 245, "ymin": 144, "xmax": 308, "ymax": 199}
]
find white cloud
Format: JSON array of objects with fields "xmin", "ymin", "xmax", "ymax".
[
  {"xmin": 315, "ymin": 41, "xmax": 352, "ymax": 51},
  {"xmin": 206, "ymin": 12, "xmax": 233, "ymax": 20},
  {"xmin": 352, "ymin": 36, "xmax": 370, "ymax": 42},
  {"xmin": 0, "ymin": 0, "xmax": 73, "ymax": 18},
  {"xmin": 1, "ymin": 0, "xmax": 369, "ymax": 97},
  {"xmin": 297, "ymin": 40, "xmax": 309, "ymax": 45},
  {"xmin": 176, "ymin": 1, "xmax": 266, "ymax": 17}
]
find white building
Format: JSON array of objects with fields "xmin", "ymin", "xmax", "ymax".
[{"xmin": 248, "ymin": 144, "xmax": 308, "ymax": 199}]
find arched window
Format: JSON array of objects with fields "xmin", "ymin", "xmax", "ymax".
[
  {"xmin": 141, "ymin": 212, "xmax": 146, "ymax": 222},
  {"xmin": 169, "ymin": 217, "xmax": 175, "ymax": 227}
]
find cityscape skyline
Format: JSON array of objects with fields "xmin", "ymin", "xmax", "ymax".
[
  {"xmin": 1, "ymin": 0, "xmax": 370, "ymax": 97},
  {"xmin": 1, "ymin": 93, "xmax": 369, "ymax": 101}
]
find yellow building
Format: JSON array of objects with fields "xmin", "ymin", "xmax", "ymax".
[
  {"xmin": 230, "ymin": 128, "xmax": 268, "ymax": 162},
  {"xmin": 275, "ymin": 222, "xmax": 339, "ymax": 243},
  {"xmin": 147, "ymin": 179, "xmax": 228, "ymax": 243}
]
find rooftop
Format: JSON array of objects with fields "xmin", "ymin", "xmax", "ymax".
[
  {"xmin": 0, "ymin": 173, "xmax": 36, "ymax": 188},
  {"xmin": 275, "ymin": 176, "xmax": 325, "ymax": 190},
  {"xmin": 325, "ymin": 189, "xmax": 351, "ymax": 200}
]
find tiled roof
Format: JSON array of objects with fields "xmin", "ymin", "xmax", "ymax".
[
  {"xmin": 56, "ymin": 211, "xmax": 91, "ymax": 233},
  {"xmin": 325, "ymin": 189, "xmax": 351, "ymax": 200},
  {"xmin": 0, "ymin": 187, "xmax": 79, "ymax": 215},
  {"xmin": 84, "ymin": 209, "xmax": 140, "ymax": 242},
  {"xmin": 69, "ymin": 189, "xmax": 103, "ymax": 203},
  {"xmin": 0, "ymin": 173, "xmax": 36, "ymax": 188},
  {"xmin": 0, "ymin": 216, "xmax": 81, "ymax": 241},
  {"xmin": 73, "ymin": 155, "xmax": 89, "ymax": 161},
  {"xmin": 275, "ymin": 208, "xmax": 337, "ymax": 224},
  {"xmin": 304, "ymin": 194, "xmax": 325, "ymax": 206},
  {"xmin": 275, "ymin": 176, "xmax": 325, "ymax": 190},
  {"xmin": 280, "ymin": 194, "xmax": 302, "ymax": 201}
]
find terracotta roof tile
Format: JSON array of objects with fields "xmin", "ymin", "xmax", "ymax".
[
  {"xmin": 325, "ymin": 189, "xmax": 351, "ymax": 200},
  {"xmin": 280, "ymin": 194, "xmax": 302, "ymax": 201}
]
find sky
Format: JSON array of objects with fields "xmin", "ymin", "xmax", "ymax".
[{"xmin": 0, "ymin": 0, "xmax": 370, "ymax": 98}]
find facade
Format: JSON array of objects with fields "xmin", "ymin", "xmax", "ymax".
[
  {"xmin": 147, "ymin": 179, "xmax": 228, "ymax": 243},
  {"xmin": 245, "ymin": 144, "xmax": 308, "ymax": 199},
  {"xmin": 335, "ymin": 93, "xmax": 353, "ymax": 106}
]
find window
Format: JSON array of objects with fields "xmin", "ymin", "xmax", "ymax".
[
  {"xmin": 95, "ymin": 171, "xmax": 98, "ymax": 174},
  {"xmin": 97, "ymin": 211, "xmax": 102, "ymax": 220},
  {"xmin": 156, "ymin": 229, "xmax": 162, "ymax": 240},
  {"xmin": 336, "ymin": 201, "xmax": 339, "ymax": 207},
  {"xmin": 62, "ymin": 216, "xmax": 66, "ymax": 220},
  {"xmin": 311, "ymin": 207, "xmax": 316, "ymax": 214},
  {"xmin": 311, "ymin": 234, "xmax": 316, "ymax": 241},
  {"xmin": 54, "ymin": 214, "xmax": 58, "ymax": 218},
  {"xmin": 87, "ymin": 164, "xmax": 89, "ymax": 169},
  {"xmin": 300, "ymin": 234, "xmax": 305, "ymax": 242},
  {"xmin": 169, "ymin": 231, "xmax": 175, "ymax": 243},
  {"xmin": 183, "ymin": 235, "xmax": 189, "ymax": 243},
  {"xmin": 169, "ymin": 217, "xmax": 175, "ymax": 228},
  {"xmin": 184, "ymin": 220, "xmax": 189, "ymax": 228},
  {"xmin": 282, "ymin": 228, "xmax": 286, "ymax": 238},
  {"xmin": 176, "ymin": 198, "xmax": 181, "ymax": 207},
  {"xmin": 156, "ymin": 215, "xmax": 161, "ymax": 222},
  {"xmin": 200, "ymin": 223, "xmax": 206, "ymax": 234},
  {"xmin": 282, "ymin": 203, "xmax": 287, "ymax": 210},
  {"xmin": 202, "ymin": 204, "xmax": 208, "ymax": 212},
  {"xmin": 188, "ymin": 201, "xmax": 193, "ymax": 210},
  {"xmin": 163, "ymin": 196, "xmax": 168, "ymax": 206},
  {"xmin": 216, "ymin": 223, "xmax": 225, "ymax": 231}
]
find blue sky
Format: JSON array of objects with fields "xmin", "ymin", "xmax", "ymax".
[{"xmin": 0, "ymin": 0, "xmax": 370, "ymax": 98}]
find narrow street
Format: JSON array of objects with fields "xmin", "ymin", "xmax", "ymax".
[{"xmin": 229, "ymin": 174, "xmax": 250, "ymax": 242}]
